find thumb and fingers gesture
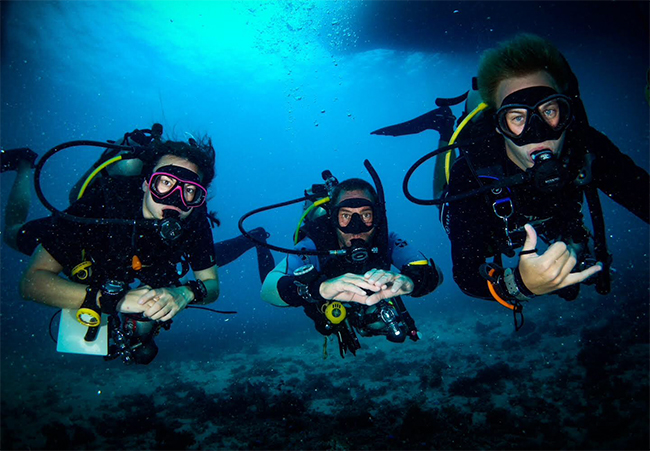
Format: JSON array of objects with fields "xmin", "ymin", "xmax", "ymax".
[
  {"xmin": 319, "ymin": 273, "xmax": 380, "ymax": 305},
  {"xmin": 364, "ymin": 269, "xmax": 414, "ymax": 305},
  {"xmin": 518, "ymin": 224, "xmax": 601, "ymax": 295}
]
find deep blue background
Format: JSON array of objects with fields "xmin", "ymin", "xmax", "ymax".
[{"xmin": 1, "ymin": 0, "xmax": 648, "ymax": 364}]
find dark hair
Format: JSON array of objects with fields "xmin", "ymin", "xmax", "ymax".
[
  {"xmin": 477, "ymin": 34, "xmax": 571, "ymax": 109},
  {"xmin": 330, "ymin": 178, "xmax": 378, "ymax": 206},
  {"xmin": 141, "ymin": 137, "xmax": 216, "ymax": 188}
]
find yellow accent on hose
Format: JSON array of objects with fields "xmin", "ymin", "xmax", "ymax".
[
  {"xmin": 444, "ymin": 102, "xmax": 489, "ymax": 184},
  {"xmin": 77, "ymin": 155, "xmax": 124, "ymax": 200},
  {"xmin": 293, "ymin": 197, "xmax": 330, "ymax": 244},
  {"xmin": 408, "ymin": 259, "xmax": 429, "ymax": 266}
]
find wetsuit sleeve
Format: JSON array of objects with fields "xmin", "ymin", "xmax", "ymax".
[
  {"xmin": 38, "ymin": 187, "xmax": 108, "ymax": 269},
  {"xmin": 388, "ymin": 232, "xmax": 428, "ymax": 268},
  {"xmin": 16, "ymin": 217, "xmax": 55, "ymax": 257},
  {"xmin": 187, "ymin": 215, "xmax": 217, "ymax": 271},
  {"xmin": 588, "ymin": 128, "xmax": 649, "ymax": 223},
  {"xmin": 275, "ymin": 238, "xmax": 323, "ymax": 307},
  {"xmin": 388, "ymin": 232, "xmax": 442, "ymax": 297},
  {"xmin": 446, "ymin": 159, "xmax": 496, "ymax": 300}
]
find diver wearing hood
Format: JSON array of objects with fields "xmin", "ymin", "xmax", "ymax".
[
  {"xmin": 261, "ymin": 178, "xmax": 443, "ymax": 358},
  {"xmin": 19, "ymin": 138, "xmax": 220, "ymax": 364},
  {"xmin": 443, "ymin": 34, "xmax": 648, "ymax": 324}
]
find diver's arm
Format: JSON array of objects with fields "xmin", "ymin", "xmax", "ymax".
[
  {"xmin": 388, "ymin": 232, "xmax": 443, "ymax": 297},
  {"xmin": 261, "ymin": 239, "xmax": 319, "ymax": 307},
  {"xmin": 589, "ymin": 128, "xmax": 649, "ymax": 223},
  {"xmin": 20, "ymin": 245, "xmax": 88, "ymax": 309},
  {"xmin": 193, "ymin": 265, "xmax": 219, "ymax": 304},
  {"xmin": 447, "ymin": 163, "xmax": 495, "ymax": 300},
  {"xmin": 261, "ymin": 258, "xmax": 295, "ymax": 307},
  {"xmin": 21, "ymin": 246, "xmax": 157, "ymax": 313},
  {"xmin": 135, "ymin": 265, "xmax": 219, "ymax": 322},
  {"xmin": 516, "ymin": 224, "xmax": 601, "ymax": 296},
  {"xmin": 449, "ymin": 218, "xmax": 494, "ymax": 300}
]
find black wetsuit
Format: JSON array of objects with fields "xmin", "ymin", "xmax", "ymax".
[
  {"xmin": 276, "ymin": 216, "xmax": 442, "ymax": 341},
  {"xmin": 446, "ymin": 125, "xmax": 649, "ymax": 300},
  {"xmin": 39, "ymin": 176, "xmax": 215, "ymax": 288},
  {"xmin": 16, "ymin": 190, "xmax": 274, "ymax": 283}
]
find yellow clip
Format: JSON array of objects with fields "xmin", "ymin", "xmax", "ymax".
[{"xmin": 71, "ymin": 261, "xmax": 92, "ymax": 280}]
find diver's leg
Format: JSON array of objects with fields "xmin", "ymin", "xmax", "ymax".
[
  {"xmin": 214, "ymin": 236, "xmax": 256, "ymax": 267},
  {"xmin": 213, "ymin": 228, "xmax": 268, "ymax": 266},
  {"xmin": 3, "ymin": 159, "xmax": 33, "ymax": 251},
  {"xmin": 255, "ymin": 245, "xmax": 275, "ymax": 283}
]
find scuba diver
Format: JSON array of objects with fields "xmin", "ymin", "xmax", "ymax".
[
  {"xmin": 1, "ymin": 125, "xmax": 274, "ymax": 284},
  {"xmin": 254, "ymin": 165, "xmax": 443, "ymax": 358},
  {"xmin": 392, "ymin": 34, "xmax": 649, "ymax": 329},
  {"xmin": 1, "ymin": 126, "xmax": 273, "ymax": 364},
  {"xmin": 17, "ymin": 137, "xmax": 220, "ymax": 364}
]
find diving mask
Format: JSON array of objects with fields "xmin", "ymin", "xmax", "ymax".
[
  {"xmin": 496, "ymin": 86, "xmax": 573, "ymax": 146},
  {"xmin": 332, "ymin": 198, "xmax": 376, "ymax": 234},
  {"xmin": 148, "ymin": 165, "xmax": 207, "ymax": 212}
]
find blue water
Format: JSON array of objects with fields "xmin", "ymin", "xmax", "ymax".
[{"xmin": 1, "ymin": 1, "xmax": 648, "ymax": 449}]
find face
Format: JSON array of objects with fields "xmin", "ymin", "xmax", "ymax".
[
  {"xmin": 334, "ymin": 189, "xmax": 376, "ymax": 248},
  {"xmin": 495, "ymin": 71, "xmax": 566, "ymax": 171},
  {"xmin": 142, "ymin": 155, "xmax": 201, "ymax": 220}
]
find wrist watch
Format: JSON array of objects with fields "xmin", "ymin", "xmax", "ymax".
[
  {"xmin": 503, "ymin": 268, "xmax": 531, "ymax": 301},
  {"xmin": 293, "ymin": 264, "xmax": 319, "ymax": 301},
  {"xmin": 186, "ymin": 279, "xmax": 208, "ymax": 304},
  {"xmin": 100, "ymin": 279, "xmax": 128, "ymax": 314}
]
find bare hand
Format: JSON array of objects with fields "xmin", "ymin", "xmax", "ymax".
[
  {"xmin": 136, "ymin": 287, "xmax": 191, "ymax": 321},
  {"xmin": 116, "ymin": 287, "xmax": 155, "ymax": 314},
  {"xmin": 363, "ymin": 269, "xmax": 414, "ymax": 305},
  {"xmin": 319, "ymin": 273, "xmax": 381, "ymax": 305},
  {"xmin": 518, "ymin": 224, "xmax": 602, "ymax": 296}
]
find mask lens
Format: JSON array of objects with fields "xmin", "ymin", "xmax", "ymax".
[
  {"xmin": 496, "ymin": 93, "xmax": 572, "ymax": 141},
  {"xmin": 500, "ymin": 108, "xmax": 529, "ymax": 138},
  {"xmin": 338, "ymin": 208, "xmax": 373, "ymax": 228},
  {"xmin": 149, "ymin": 172, "xmax": 207, "ymax": 208},
  {"xmin": 537, "ymin": 97, "xmax": 571, "ymax": 131},
  {"xmin": 183, "ymin": 183, "xmax": 199, "ymax": 203},
  {"xmin": 154, "ymin": 175, "xmax": 178, "ymax": 195}
]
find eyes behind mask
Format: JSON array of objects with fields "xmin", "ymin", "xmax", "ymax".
[
  {"xmin": 495, "ymin": 86, "xmax": 573, "ymax": 146},
  {"xmin": 331, "ymin": 198, "xmax": 377, "ymax": 234},
  {"xmin": 147, "ymin": 165, "xmax": 207, "ymax": 212}
]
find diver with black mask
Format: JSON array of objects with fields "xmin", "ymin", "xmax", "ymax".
[
  {"xmin": 19, "ymin": 137, "xmax": 220, "ymax": 364},
  {"xmin": 257, "ymin": 168, "xmax": 443, "ymax": 358},
  {"xmin": 397, "ymin": 34, "xmax": 648, "ymax": 329}
]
